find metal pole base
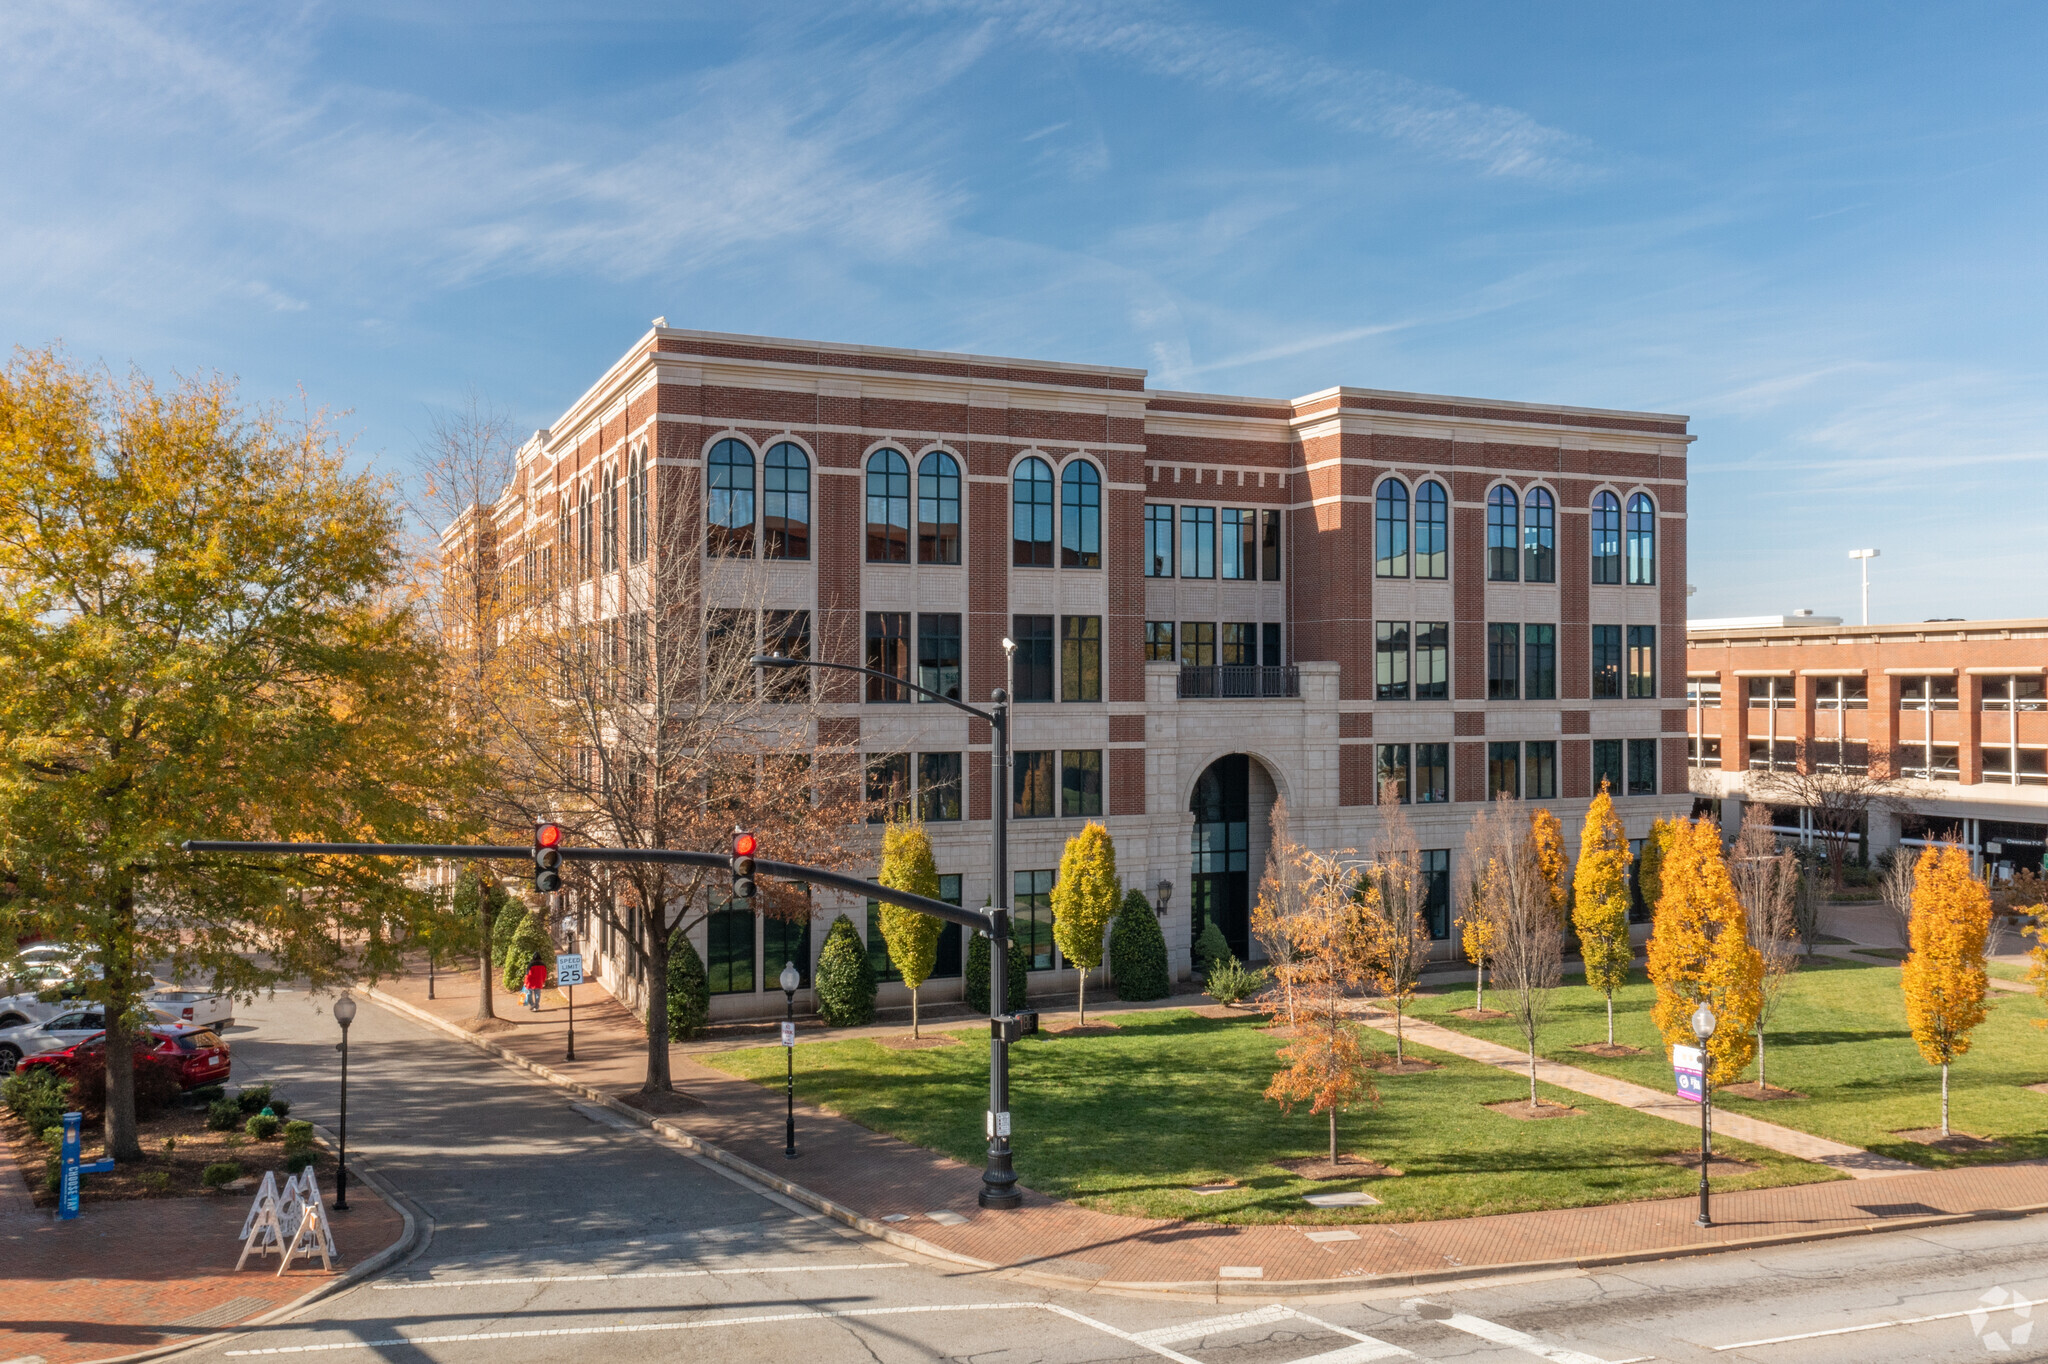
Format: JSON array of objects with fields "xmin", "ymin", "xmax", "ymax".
[
  {"xmin": 334, "ymin": 1166, "xmax": 349, "ymax": 1212},
  {"xmin": 979, "ymin": 1151, "xmax": 1022, "ymax": 1209}
]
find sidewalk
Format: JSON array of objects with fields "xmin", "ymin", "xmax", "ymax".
[{"xmin": 371, "ymin": 965, "xmax": 2048, "ymax": 1293}]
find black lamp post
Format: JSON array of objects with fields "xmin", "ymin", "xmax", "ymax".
[
  {"xmin": 753, "ymin": 644, "xmax": 1023, "ymax": 1209},
  {"xmin": 332, "ymin": 991, "xmax": 357, "ymax": 1211},
  {"xmin": 1692, "ymin": 1002, "xmax": 1716, "ymax": 1227},
  {"xmin": 779, "ymin": 960, "xmax": 800, "ymax": 1157}
]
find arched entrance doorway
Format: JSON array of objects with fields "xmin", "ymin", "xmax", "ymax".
[{"xmin": 1190, "ymin": 755, "xmax": 1251, "ymax": 961}]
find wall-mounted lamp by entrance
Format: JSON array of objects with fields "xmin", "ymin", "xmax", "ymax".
[{"xmin": 1155, "ymin": 879, "xmax": 1172, "ymax": 918}]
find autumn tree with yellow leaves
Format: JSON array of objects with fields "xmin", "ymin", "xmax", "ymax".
[
  {"xmin": 1900, "ymin": 843, "xmax": 1992, "ymax": 1137},
  {"xmin": 1051, "ymin": 821, "xmax": 1121, "ymax": 1027},
  {"xmin": 1264, "ymin": 850, "xmax": 1381, "ymax": 1164},
  {"xmin": 877, "ymin": 819, "xmax": 944, "ymax": 1038},
  {"xmin": 1647, "ymin": 819, "xmax": 1764, "ymax": 1088},
  {"xmin": 1572, "ymin": 784, "xmax": 1634, "ymax": 1046},
  {"xmin": 1457, "ymin": 872, "xmax": 1501, "ymax": 1014}
]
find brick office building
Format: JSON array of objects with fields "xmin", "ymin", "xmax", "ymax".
[
  {"xmin": 479, "ymin": 324, "xmax": 1692, "ymax": 1020},
  {"xmin": 1686, "ymin": 616, "xmax": 2048, "ymax": 879}
]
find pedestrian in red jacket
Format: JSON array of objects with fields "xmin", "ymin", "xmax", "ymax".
[{"xmin": 523, "ymin": 956, "xmax": 548, "ymax": 1011}]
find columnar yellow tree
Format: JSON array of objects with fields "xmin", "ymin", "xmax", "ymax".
[
  {"xmin": 877, "ymin": 819, "xmax": 943, "ymax": 1038},
  {"xmin": 1900, "ymin": 843, "xmax": 1992, "ymax": 1136},
  {"xmin": 1457, "ymin": 883, "xmax": 1500, "ymax": 1013},
  {"xmin": 1532, "ymin": 806, "xmax": 1570, "ymax": 921},
  {"xmin": 1572, "ymin": 785, "xmax": 1634, "ymax": 1046},
  {"xmin": 1638, "ymin": 817, "xmax": 1678, "ymax": 917},
  {"xmin": 1051, "ymin": 822, "xmax": 1120, "ymax": 1027},
  {"xmin": 1647, "ymin": 820, "xmax": 1764, "ymax": 1087}
]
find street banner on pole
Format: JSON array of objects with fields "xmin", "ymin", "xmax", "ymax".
[{"xmin": 1672, "ymin": 1044, "xmax": 1705, "ymax": 1103}]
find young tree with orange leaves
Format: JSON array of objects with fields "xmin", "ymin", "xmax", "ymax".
[
  {"xmin": 1264, "ymin": 850, "xmax": 1380, "ymax": 1164},
  {"xmin": 1647, "ymin": 820, "xmax": 1763, "ymax": 1088},
  {"xmin": 1900, "ymin": 842, "xmax": 1992, "ymax": 1137},
  {"xmin": 1251, "ymin": 799, "xmax": 1315, "ymax": 1029},
  {"xmin": 1572, "ymin": 785, "xmax": 1634, "ymax": 1046}
]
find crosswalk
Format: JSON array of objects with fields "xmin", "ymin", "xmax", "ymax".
[{"xmin": 1110, "ymin": 1301, "xmax": 1644, "ymax": 1364}]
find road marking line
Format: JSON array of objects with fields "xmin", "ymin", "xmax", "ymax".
[
  {"xmin": 1130, "ymin": 1304, "xmax": 1296, "ymax": 1345},
  {"xmin": 1403, "ymin": 1301, "xmax": 1621, "ymax": 1364},
  {"xmin": 1713, "ymin": 1295, "xmax": 2048, "ymax": 1350},
  {"xmin": 371, "ymin": 1261, "xmax": 906, "ymax": 1290},
  {"xmin": 1283, "ymin": 1306, "xmax": 1420, "ymax": 1361}
]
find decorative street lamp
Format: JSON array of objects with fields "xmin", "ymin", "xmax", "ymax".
[
  {"xmin": 332, "ymin": 991, "xmax": 358, "ymax": 1211},
  {"xmin": 1692, "ymin": 1002, "xmax": 1717, "ymax": 1227},
  {"xmin": 1155, "ymin": 879, "xmax": 1172, "ymax": 918},
  {"xmin": 780, "ymin": 960, "xmax": 801, "ymax": 1158}
]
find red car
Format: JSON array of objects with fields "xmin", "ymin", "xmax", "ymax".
[{"xmin": 18, "ymin": 1024, "xmax": 229, "ymax": 1091}]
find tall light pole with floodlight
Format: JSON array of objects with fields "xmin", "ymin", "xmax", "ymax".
[
  {"xmin": 331, "ymin": 992, "xmax": 357, "ymax": 1211},
  {"xmin": 1849, "ymin": 548, "xmax": 1879, "ymax": 626}
]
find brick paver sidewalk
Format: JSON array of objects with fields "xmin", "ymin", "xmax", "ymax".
[{"xmin": 371, "ymin": 966, "xmax": 2048, "ymax": 1291}]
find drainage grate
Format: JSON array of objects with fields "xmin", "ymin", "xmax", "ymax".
[
  {"xmin": 163, "ymin": 1296, "xmax": 269, "ymax": 1331},
  {"xmin": 1855, "ymin": 1203, "xmax": 1947, "ymax": 1219}
]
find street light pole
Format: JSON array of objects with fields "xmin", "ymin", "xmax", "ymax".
[
  {"xmin": 780, "ymin": 960, "xmax": 800, "ymax": 1157},
  {"xmin": 1848, "ymin": 548, "xmax": 1879, "ymax": 626},
  {"xmin": 331, "ymin": 992, "xmax": 357, "ymax": 1211},
  {"xmin": 1692, "ymin": 1002, "xmax": 1717, "ymax": 1227}
]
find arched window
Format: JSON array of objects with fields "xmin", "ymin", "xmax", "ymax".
[
  {"xmin": 577, "ymin": 480, "xmax": 593, "ymax": 579},
  {"xmin": 1626, "ymin": 493, "xmax": 1657, "ymax": 585},
  {"xmin": 1591, "ymin": 491, "xmax": 1621, "ymax": 584},
  {"xmin": 1523, "ymin": 487, "xmax": 1555, "ymax": 584},
  {"xmin": 707, "ymin": 438, "xmax": 755, "ymax": 557},
  {"xmin": 865, "ymin": 449, "xmax": 910, "ymax": 562},
  {"xmin": 1486, "ymin": 485, "xmax": 1519, "ymax": 581},
  {"xmin": 1374, "ymin": 479, "xmax": 1408, "ymax": 578},
  {"xmin": 1060, "ymin": 460, "xmax": 1101, "ymax": 569},
  {"xmin": 1415, "ymin": 479, "xmax": 1448, "ymax": 580},
  {"xmin": 601, "ymin": 465, "xmax": 619, "ymax": 574},
  {"xmin": 1012, "ymin": 456, "xmax": 1054, "ymax": 567},
  {"xmin": 627, "ymin": 446, "xmax": 647, "ymax": 565},
  {"xmin": 917, "ymin": 450, "xmax": 960, "ymax": 564},
  {"xmin": 763, "ymin": 442, "xmax": 810, "ymax": 560}
]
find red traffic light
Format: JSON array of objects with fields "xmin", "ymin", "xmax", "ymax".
[
  {"xmin": 536, "ymin": 823, "xmax": 562, "ymax": 848},
  {"xmin": 733, "ymin": 831, "xmax": 757, "ymax": 857}
]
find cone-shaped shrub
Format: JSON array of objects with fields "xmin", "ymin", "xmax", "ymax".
[
  {"xmin": 1195, "ymin": 920, "xmax": 1232, "ymax": 975},
  {"xmin": 1111, "ymin": 888, "xmax": 1171, "ymax": 1001},
  {"xmin": 666, "ymin": 927, "xmax": 710, "ymax": 1040},
  {"xmin": 965, "ymin": 927, "xmax": 1029, "ymax": 1013},
  {"xmin": 500, "ymin": 910, "xmax": 557, "ymax": 991},
  {"xmin": 816, "ymin": 914, "xmax": 877, "ymax": 1027}
]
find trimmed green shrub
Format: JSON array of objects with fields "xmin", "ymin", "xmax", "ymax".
[
  {"xmin": 1202, "ymin": 955, "xmax": 1268, "ymax": 1006},
  {"xmin": 266, "ymin": 1096, "xmax": 291, "ymax": 1119},
  {"xmin": 282, "ymin": 1120, "xmax": 315, "ymax": 1154},
  {"xmin": 500, "ymin": 911, "xmax": 557, "ymax": 991},
  {"xmin": 815, "ymin": 914, "xmax": 876, "ymax": 1027},
  {"xmin": 236, "ymin": 1083, "xmax": 273, "ymax": 1114},
  {"xmin": 2, "ymin": 1067, "xmax": 71, "ymax": 1139},
  {"xmin": 1195, "ymin": 921, "xmax": 1232, "ymax": 976},
  {"xmin": 187, "ymin": 1083, "xmax": 225, "ymax": 1106},
  {"xmin": 207, "ymin": 1096, "xmax": 242, "ymax": 1131},
  {"xmin": 1111, "ymin": 888, "xmax": 1172, "ymax": 1001},
  {"xmin": 666, "ymin": 927, "xmax": 710, "ymax": 1041},
  {"xmin": 964, "ymin": 928, "xmax": 1029, "ymax": 1014},
  {"xmin": 285, "ymin": 1150, "xmax": 318, "ymax": 1175},
  {"xmin": 245, "ymin": 1113, "xmax": 280, "ymax": 1141},
  {"xmin": 201, "ymin": 1161, "xmax": 242, "ymax": 1188}
]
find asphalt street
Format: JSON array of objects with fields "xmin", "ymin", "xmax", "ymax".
[{"xmin": 179, "ymin": 988, "xmax": 2048, "ymax": 1364}]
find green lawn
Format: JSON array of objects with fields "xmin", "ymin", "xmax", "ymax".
[
  {"xmin": 1412, "ymin": 956, "xmax": 2048, "ymax": 1168},
  {"xmin": 1988, "ymin": 960, "xmax": 2032, "ymax": 984},
  {"xmin": 702, "ymin": 1008, "xmax": 1831, "ymax": 1225}
]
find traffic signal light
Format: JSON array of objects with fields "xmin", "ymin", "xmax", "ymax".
[
  {"xmin": 533, "ymin": 822, "xmax": 563, "ymax": 894},
  {"xmin": 730, "ymin": 829, "xmax": 757, "ymax": 902}
]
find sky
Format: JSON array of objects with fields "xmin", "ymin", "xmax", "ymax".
[{"xmin": 4, "ymin": 1, "xmax": 2045, "ymax": 623}]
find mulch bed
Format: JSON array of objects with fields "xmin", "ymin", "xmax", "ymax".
[
  {"xmin": 1656, "ymin": 1152, "xmax": 1761, "ymax": 1176},
  {"xmin": 1893, "ymin": 1127, "xmax": 2005, "ymax": 1155},
  {"xmin": 1276, "ymin": 1153, "xmax": 1402, "ymax": 1181},
  {"xmin": 878, "ymin": 1034, "xmax": 962, "ymax": 1049},
  {"xmin": 1367, "ymin": 1056, "xmax": 1441, "ymax": 1075},
  {"xmin": 1574, "ymin": 1043, "xmax": 1643, "ymax": 1058},
  {"xmin": 1485, "ymin": 1099, "xmax": 1583, "ymax": 1121},
  {"xmin": 0, "ymin": 1101, "xmax": 319, "ymax": 1207},
  {"xmin": 1719, "ymin": 1081, "xmax": 1807, "ymax": 1101},
  {"xmin": 459, "ymin": 1015, "xmax": 520, "ymax": 1035},
  {"xmin": 617, "ymin": 1088, "xmax": 706, "ymax": 1116},
  {"xmin": 1451, "ymin": 1007, "xmax": 1511, "ymax": 1021}
]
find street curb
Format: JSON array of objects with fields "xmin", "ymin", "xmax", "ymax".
[{"xmin": 359, "ymin": 984, "xmax": 2048, "ymax": 1301}]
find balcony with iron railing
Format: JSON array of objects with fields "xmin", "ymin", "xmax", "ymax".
[{"xmin": 1176, "ymin": 664, "xmax": 1301, "ymax": 700}]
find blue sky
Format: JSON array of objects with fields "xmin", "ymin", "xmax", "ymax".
[{"xmin": 6, "ymin": 2, "xmax": 2045, "ymax": 622}]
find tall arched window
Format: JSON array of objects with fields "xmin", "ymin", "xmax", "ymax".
[
  {"xmin": 1375, "ymin": 479, "xmax": 1409, "ymax": 578},
  {"xmin": 918, "ymin": 450, "xmax": 960, "ymax": 564},
  {"xmin": 763, "ymin": 442, "xmax": 810, "ymax": 560},
  {"xmin": 576, "ymin": 480, "xmax": 593, "ymax": 580},
  {"xmin": 865, "ymin": 449, "xmax": 910, "ymax": 562},
  {"xmin": 556, "ymin": 495, "xmax": 568, "ymax": 584},
  {"xmin": 707, "ymin": 438, "xmax": 755, "ymax": 557},
  {"xmin": 1486, "ymin": 485, "xmax": 1519, "ymax": 581},
  {"xmin": 1415, "ymin": 479, "xmax": 1448, "ymax": 580},
  {"xmin": 1626, "ymin": 493, "xmax": 1657, "ymax": 585},
  {"xmin": 1060, "ymin": 460, "xmax": 1101, "ymax": 569},
  {"xmin": 627, "ymin": 446, "xmax": 647, "ymax": 565},
  {"xmin": 601, "ymin": 465, "xmax": 619, "ymax": 574},
  {"xmin": 1591, "ymin": 491, "xmax": 1622, "ymax": 584},
  {"xmin": 1012, "ymin": 456, "xmax": 1054, "ymax": 567},
  {"xmin": 1523, "ymin": 487, "xmax": 1555, "ymax": 584}
]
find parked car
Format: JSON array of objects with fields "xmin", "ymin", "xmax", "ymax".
[
  {"xmin": 144, "ymin": 1023, "xmax": 231, "ymax": 1089},
  {"xmin": 146, "ymin": 988, "xmax": 233, "ymax": 1029},
  {"xmin": 0, "ymin": 970, "xmax": 160, "ymax": 1032},
  {"xmin": 14, "ymin": 1030, "xmax": 185, "ymax": 1094},
  {"xmin": 0, "ymin": 1007, "xmax": 108, "ymax": 1075}
]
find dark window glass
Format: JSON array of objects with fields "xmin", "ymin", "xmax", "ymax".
[
  {"xmin": 1487, "ymin": 623, "xmax": 1520, "ymax": 700},
  {"xmin": 1062, "ymin": 750, "xmax": 1103, "ymax": 817},
  {"xmin": 932, "ymin": 876, "xmax": 964, "ymax": 978},
  {"xmin": 1416, "ymin": 743, "xmax": 1450, "ymax": 803},
  {"xmin": 628, "ymin": 447, "xmax": 649, "ymax": 564},
  {"xmin": 1221, "ymin": 622, "xmax": 1255, "ymax": 667},
  {"xmin": 1487, "ymin": 485, "xmax": 1520, "ymax": 581},
  {"xmin": 1013, "ymin": 751, "xmax": 1055, "ymax": 819},
  {"xmin": 1377, "ymin": 621, "xmax": 1410, "ymax": 700},
  {"xmin": 1592, "ymin": 492, "xmax": 1622, "ymax": 585},
  {"xmin": 1145, "ymin": 621, "xmax": 1175, "ymax": 661},
  {"xmin": 706, "ymin": 907, "xmax": 755, "ymax": 995},
  {"xmin": 1062, "ymin": 616, "xmax": 1101, "ymax": 701},
  {"xmin": 1012, "ymin": 615, "xmax": 1054, "ymax": 701},
  {"xmin": 1180, "ymin": 621, "xmax": 1216, "ymax": 667},
  {"xmin": 1220, "ymin": 509, "xmax": 1256, "ymax": 580},
  {"xmin": 1061, "ymin": 461, "xmax": 1101, "ymax": 568},
  {"xmin": 1261, "ymin": 509, "xmax": 1282, "ymax": 580},
  {"xmin": 1015, "ymin": 869, "xmax": 1055, "ymax": 970},
  {"xmin": 1627, "ymin": 737, "xmax": 1657, "ymax": 795},
  {"xmin": 1524, "ymin": 487, "xmax": 1555, "ymax": 583},
  {"xmin": 1262, "ymin": 622, "xmax": 1282, "ymax": 667},
  {"xmin": 764, "ymin": 442, "xmax": 810, "ymax": 560},
  {"xmin": 1627, "ymin": 625, "xmax": 1657, "ymax": 698},
  {"xmin": 1377, "ymin": 744, "xmax": 1410, "ymax": 803},
  {"xmin": 1524, "ymin": 624, "xmax": 1556, "ymax": 700},
  {"xmin": 1375, "ymin": 479, "xmax": 1409, "ymax": 578},
  {"xmin": 1488, "ymin": 741, "xmax": 1521, "ymax": 800},
  {"xmin": 1415, "ymin": 480, "xmax": 1448, "ymax": 580},
  {"xmin": 1144, "ymin": 504, "xmax": 1174, "ymax": 577},
  {"xmin": 708, "ymin": 438, "xmax": 755, "ymax": 557},
  {"xmin": 1421, "ymin": 849, "xmax": 1451, "ymax": 939},
  {"xmin": 866, "ymin": 449, "xmax": 910, "ymax": 563},
  {"xmin": 1525, "ymin": 741, "xmax": 1557, "ymax": 799},
  {"xmin": 764, "ymin": 610, "xmax": 809, "ymax": 701},
  {"xmin": 1592, "ymin": 625, "xmax": 1623, "ymax": 699},
  {"xmin": 917, "ymin": 450, "xmax": 960, "ymax": 564},
  {"xmin": 578, "ymin": 480, "xmax": 593, "ymax": 579},
  {"xmin": 917, "ymin": 612, "xmax": 961, "ymax": 702},
  {"xmin": 865, "ymin": 752, "xmax": 910, "ymax": 823},
  {"xmin": 919, "ymin": 752, "xmax": 962, "ymax": 822},
  {"xmin": 866, "ymin": 908, "xmax": 900, "ymax": 983},
  {"xmin": 602, "ymin": 465, "xmax": 618, "ymax": 573},
  {"xmin": 1593, "ymin": 739, "xmax": 1624, "ymax": 796},
  {"xmin": 1626, "ymin": 493, "xmax": 1657, "ymax": 585},
  {"xmin": 865, "ymin": 612, "xmax": 909, "ymax": 702},
  {"xmin": 1416, "ymin": 622, "xmax": 1449, "ymax": 700},
  {"xmin": 1180, "ymin": 506, "xmax": 1216, "ymax": 578},
  {"xmin": 1012, "ymin": 457, "xmax": 1054, "ymax": 567},
  {"xmin": 765, "ymin": 909, "xmax": 810, "ymax": 989}
]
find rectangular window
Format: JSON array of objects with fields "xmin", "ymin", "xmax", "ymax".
[
  {"xmin": 1012, "ymin": 615, "xmax": 1054, "ymax": 702},
  {"xmin": 1421, "ymin": 849, "xmax": 1451, "ymax": 940},
  {"xmin": 918, "ymin": 752, "xmax": 962, "ymax": 822},
  {"xmin": 1061, "ymin": 615, "xmax": 1101, "ymax": 702},
  {"xmin": 1814, "ymin": 676, "xmax": 1867, "ymax": 709},
  {"xmin": 1901, "ymin": 743, "xmax": 1961, "ymax": 780},
  {"xmin": 1221, "ymin": 622, "xmax": 1255, "ymax": 667},
  {"xmin": 866, "ymin": 907, "xmax": 900, "ymax": 984},
  {"xmin": 1899, "ymin": 676, "xmax": 1960, "ymax": 710},
  {"xmin": 1747, "ymin": 676, "xmax": 1794, "ymax": 708},
  {"xmin": 1144, "ymin": 504, "xmax": 1175, "ymax": 578},
  {"xmin": 1593, "ymin": 739, "xmax": 1624, "ymax": 796},
  {"xmin": 1487, "ymin": 623, "xmax": 1520, "ymax": 700},
  {"xmin": 1627, "ymin": 737, "xmax": 1657, "ymax": 795},
  {"xmin": 1524, "ymin": 741, "xmax": 1558, "ymax": 799},
  {"xmin": 1376, "ymin": 744, "xmax": 1410, "ymax": 803},
  {"xmin": 1180, "ymin": 506, "xmax": 1215, "ymax": 578},
  {"xmin": 1416, "ymin": 622, "xmax": 1449, "ymax": 701},
  {"xmin": 865, "ymin": 752, "xmax": 910, "ymax": 823},
  {"xmin": 1261, "ymin": 509, "xmax": 1282, "ymax": 581},
  {"xmin": 1687, "ymin": 675, "xmax": 1723, "ymax": 707},
  {"xmin": 1062, "ymin": 750, "xmax": 1103, "ymax": 817},
  {"xmin": 1218, "ymin": 509, "xmax": 1254, "ymax": 580},
  {"xmin": 1376, "ymin": 621, "xmax": 1411, "ymax": 701},
  {"xmin": 917, "ymin": 613, "xmax": 961, "ymax": 703},
  {"xmin": 1524, "ymin": 624, "xmax": 1556, "ymax": 700},
  {"xmin": 1748, "ymin": 739, "xmax": 1798, "ymax": 771},
  {"xmin": 1180, "ymin": 621, "xmax": 1216, "ymax": 668},
  {"xmin": 1145, "ymin": 621, "xmax": 1175, "ymax": 662},
  {"xmin": 1627, "ymin": 625, "xmax": 1657, "ymax": 699},
  {"xmin": 1416, "ymin": 743, "xmax": 1449, "ymax": 803},
  {"xmin": 1261, "ymin": 622, "xmax": 1282, "ymax": 668},
  {"xmin": 765, "ymin": 910, "xmax": 810, "ymax": 989},
  {"xmin": 764, "ymin": 609, "xmax": 809, "ymax": 701},
  {"xmin": 1982, "ymin": 675, "xmax": 2046, "ymax": 712},
  {"xmin": 1488, "ymin": 741, "xmax": 1521, "ymax": 800},
  {"xmin": 1013, "ymin": 750, "xmax": 1055, "ymax": 818},
  {"xmin": 1815, "ymin": 739, "xmax": 1866, "ymax": 775},
  {"xmin": 865, "ymin": 612, "xmax": 908, "ymax": 702},
  {"xmin": 932, "ymin": 875, "xmax": 964, "ymax": 978},
  {"xmin": 706, "ymin": 907, "xmax": 755, "ymax": 996},
  {"xmin": 1690, "ymin": 736, "xmax": 1723, "ymax": 768},
  {"xmin": 1014, "ymin": 870, "xmax": 1055, "ymax": 970},
  {"xmin": 1592, "ymin": 625, "xmax": 1622, "ymax": 699}
]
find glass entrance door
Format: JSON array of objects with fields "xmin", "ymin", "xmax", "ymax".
[{"xmin": 1191, "ymin": 754, "xmax": 1250, "ymax": 961}]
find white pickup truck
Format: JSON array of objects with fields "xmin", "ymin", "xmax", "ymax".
[{"xmin": 147, "ymin": 988, "xmax": 234, "ymax": 1028}]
